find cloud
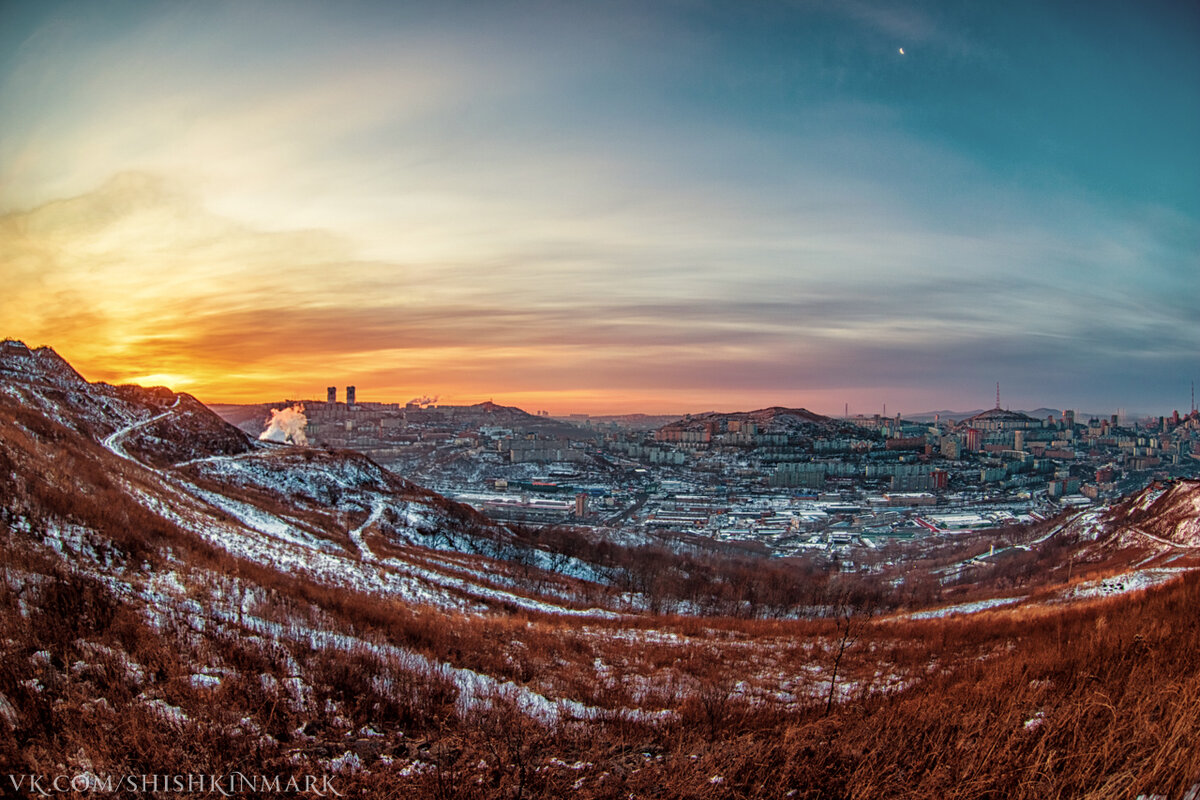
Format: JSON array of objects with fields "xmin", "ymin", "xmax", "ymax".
[
  {"xmin": 1, "ymin": 2, "xmax": 1195, "ymax": 413},
  {"xmin": 2, "ymin": 162, "xmax": 1195, "ymax": 414}
]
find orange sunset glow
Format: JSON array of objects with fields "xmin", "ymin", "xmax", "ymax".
[{"xmin": 2, "ymin": 2, "xmax": 1196, "ymax": 416}]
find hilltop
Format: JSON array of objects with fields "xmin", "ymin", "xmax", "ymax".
[
  {"xmin": 212, "ymin": 397, "xmax": 586, "ymax": 441},
  {"xmin": 656, "ymin": 406, "xmax": 863, "ymax": 440}
]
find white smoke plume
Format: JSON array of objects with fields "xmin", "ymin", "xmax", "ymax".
[
  {"xmin": 259, "ymin": 404, "xmax": 308, "ymax": 445},
  {"xmin": 408, "ymin": 395, "xmax": 438, "ymax": 406}
]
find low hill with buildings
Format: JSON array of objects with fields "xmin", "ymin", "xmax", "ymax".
[
  {"xmin": 212, "ymin": 397, "xmax": 586, "ymax": 445},
  {"xmin": 655, "ymin": 406, "xmax": 864, "ymax": 444}
]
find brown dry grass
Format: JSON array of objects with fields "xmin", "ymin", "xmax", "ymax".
[
  {"xmin": 3, "ymin": 394, "xmax": 1199, "ymax": 798},
  {"xmin": 5, "ymin": 499, "xmax": 1197, "ymax": 799}
]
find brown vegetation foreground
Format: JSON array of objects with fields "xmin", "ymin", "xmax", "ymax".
[
  {"xmin": 2, "ymin": 509, "xmax": 1197, "ymax": 799},
  {"xmin": 1, "ymin": 367, "xmax": 1197, "ymax": 798}
]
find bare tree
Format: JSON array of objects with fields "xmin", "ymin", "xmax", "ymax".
[{"xmin": 825, "ymin": 594, "xmax": 872, "ymax": 717}]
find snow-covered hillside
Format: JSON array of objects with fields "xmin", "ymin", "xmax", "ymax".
[
  {"xmin": 3, "ymin": 341, "xmax": 1199, "ymax": 798},
  {"xmin": 1111, "ymin": 479, "xmax": 1200, "ymax": 548},
  {"xmin": 0, "ymin": 340, "xmax": 628, "ymax": 618}
]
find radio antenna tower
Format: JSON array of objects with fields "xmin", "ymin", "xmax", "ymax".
[{"xmin": 995, "ymin": 382, "xmax": 1001, "ymax": 410}]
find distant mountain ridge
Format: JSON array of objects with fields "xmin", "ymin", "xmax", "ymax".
[{"xmin": 902, "ymin": 407, "xmax": 1114, "ymax": 423}]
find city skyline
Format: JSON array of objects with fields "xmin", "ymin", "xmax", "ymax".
[{"xmin": 2, "ymin": 0, "xmax": 1197, "ymax": 415}]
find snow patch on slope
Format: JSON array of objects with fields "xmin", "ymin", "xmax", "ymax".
[{"xmin": 906, "ymin": 596, "xmax": 1026, "ymax": 620}]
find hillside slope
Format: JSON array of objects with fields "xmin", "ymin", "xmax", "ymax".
[
  {"xmin": 1, "ymin": 342, "xmax": 1198, "ymax": 798},
  {"xmin": 656, "ymin": 406, "xmax": 866, "ymax": 440}
]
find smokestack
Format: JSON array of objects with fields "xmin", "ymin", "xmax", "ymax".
[
  {"xmin": 259, "ymin": 405, "xmax": 308, "ymax": 445},
  {"xmin": 407, "ymin": 395, "xmax": 439, "ymax": 407},
  {"xmin": 346, "ymin": 386, "xmax": 356, "ymax": 408},
  {"xmin": 327, "ymin": 386, "xmax": 336, "ymax": 403}
]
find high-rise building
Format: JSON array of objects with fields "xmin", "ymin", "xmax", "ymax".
[
  {"xmin": 346, "ymin": 386, "xmax": 356, "ymax": 407},
  {"xmin": 327, "ymin": 386, "xmax": 337, "ymax": 403},
  {"xmin": 940, "ymin": 437, "xmax": 961, "ymax": 460}
]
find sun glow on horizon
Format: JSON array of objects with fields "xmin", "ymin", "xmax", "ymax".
[{"xmin": 118, "ymin": 373, "xmax": 198, "ymax": 391}]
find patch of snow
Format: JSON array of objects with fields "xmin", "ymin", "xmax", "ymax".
[
  {"xmin": 1127, "ymin": 526, "xmax": 1200, "ymax": 551},
  {"xmin": 327, "ymin": 752, "xmax": 363, "ymax": 775},
  {"xmin": 907, "ymin": 596, "xmax": 1026, "ymax": 620},
  {"xmin": 0, "ymin": 693, "xmax": 19, "ymax": 727},
  {"xmin": 398, "ymin": 761, "xmax": 433, "ymax": 778},
  {"xmin": 1060, "ymin": 568, "xmax": 1193, "ymax": 601},
  {"xmin": 349, "ymin": 500, "xmax": 385, "ymax": 562},
  {"xmin": 189, "ymin": 674, "xmax": 222, "ymax": 689},
  {"xmin": 1135, "ymin": 487, "xmax": 1166, "ymax": 511},
  {"xmin": 185, "ymin": 484, "xmax": 335, "ymax": 552},
  {"xmin": 141, "ymin": 697, "xmax": 188, "ymax": 727}
]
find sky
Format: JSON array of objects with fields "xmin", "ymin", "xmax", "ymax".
[{"xmin": 1, "ymin": 0, "xmax": 1197, "ymax": 416}]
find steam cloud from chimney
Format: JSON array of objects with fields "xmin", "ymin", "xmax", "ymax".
[
  {"xmin": 259, "ymin": 404, "xmax": 308, "ymax": 445},
  {"xmin": 408, "ymin": 395, "xmax": 438, "ymax": 406}
]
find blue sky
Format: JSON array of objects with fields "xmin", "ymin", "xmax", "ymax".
[{"xmin": 1, "ymin": 0, "xmax": 1197, "ymax": 414}]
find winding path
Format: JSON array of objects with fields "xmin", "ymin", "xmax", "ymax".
[
  {"xmin": 1128, "ymin": 526, "xmax": 1200, "ymax": 550},
  {"xmin": 348, "ymin": 499, "xmax": 385, "ymax": 562},
  {"xmin": 102, "ymin": 397, "xmax": 182, "ymax": 460}
]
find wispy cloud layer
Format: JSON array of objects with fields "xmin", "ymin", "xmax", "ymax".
[{"xmin": 1, "ymin": 0, "xmax": 1196, "ymax": 413}]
